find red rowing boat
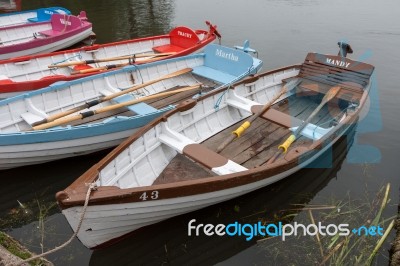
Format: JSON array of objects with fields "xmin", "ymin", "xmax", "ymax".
[{"xmin": 0, "ymin": 21, "xmax": 220, "ymax": 98}]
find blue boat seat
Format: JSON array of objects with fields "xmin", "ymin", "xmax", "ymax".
[
  {"xmin": 192, "ymin": 66, "xmax": 236, "ymax": 84},
  {"xmin": 112, "ymin": 94, "xmax": 158, "ymax": 115}
]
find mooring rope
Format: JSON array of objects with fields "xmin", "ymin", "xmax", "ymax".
[{"xmin": 19, "ymin": 183, "xmax": 97, "ymax": 265}]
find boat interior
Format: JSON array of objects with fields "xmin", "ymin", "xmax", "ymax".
[
  {"xmin": 96, "ymin": 52, "xmax": 374, "ymax": 189},
  {"xmin": 49, "ymin": 74, "xmax": 218, "ymax": 128}
]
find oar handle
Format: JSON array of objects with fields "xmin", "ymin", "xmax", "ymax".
[
  {"xmin": 31, "ymin": 104, "xmax": 91, "ymax": 127},
  {"xmin": 48, "ymin": 53, "xmax": 176, "ymax": 68},
  {"xmin": 217, "ymin": 120, "xmax": 252, "ymax": 152},
  {"xmin": 268, "ymin": 86, "xmax": 342, "ymax": 164},
  {"xmin": 216, "ymin": 134, "xmax": 236, "ymax": 153},
  {"xmin": 48, "ymin": 61, "xmax": 87, "ymax": 68},
  {"xmin": 102, "ymin": 67, "xmax": 193, "ymax": 101},
  {"xmin": 32, "ymin": 85, "xmax": 201, "ymax": 131}
]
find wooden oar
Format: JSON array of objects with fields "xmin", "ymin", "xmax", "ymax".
[
  {"xmin": 48, "ymin": 53, "xmax": 175, "ymax": 68},
  {"xmin": 32, "ymin": 85, "xmax": 201, "ymax": 131},
  {"xmin": 267, "ymin": 86, "xmax": 341, "ymax": 164},
  {"xmin": 70, "ymin": 63, "xmax": 128, "ymax": 75},
  {"xmin": 69, "ymin": 54, "xmax": 170, "ymax": 75},
  {"xmin": 31, "ymin": 68, "xmax": 193, "ymax": 127},
  {"xmin": 216, "ymin": 79, "xmax": 301, "ymax": 153}
]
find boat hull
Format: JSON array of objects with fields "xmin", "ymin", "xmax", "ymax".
[
  {"xmin": 0, "ymin": 12, "xmax": 92, "ymax": 60},
  {"xmin": 0, "ymin": 44, "xmax": 261, "ymax": 169},
  {"xmin": 0, "ymin": 127, "xmax": 137, "ymax": 170},
  {"xmin": 62, "ymin": 124, "xmax": 351, "ymax": 248},
  {"xmin": 57, "ymin": 51, "xmax": 375, "ymax": 248},
  {"xmin": 0, "ymin": 27, "xmax": 93, "ymax": 60},
  {"xmin": 0, "ymin": 23, "xmax": 219, "ymax": 97}
]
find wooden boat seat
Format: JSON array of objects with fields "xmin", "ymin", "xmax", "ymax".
[{"xmin": 159, "ymin": 122, "xmax": 247, "ymax": 175}]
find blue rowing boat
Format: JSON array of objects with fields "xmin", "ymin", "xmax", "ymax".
[{"xmin": 0, "ymin": 43, "xmax": 262, "ymax": 170}]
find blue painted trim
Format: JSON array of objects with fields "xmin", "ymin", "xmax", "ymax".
[
  {"xmin": 203, "ymin": 44, "xmax": 254, "ymax": 77},
  {"xmin": 0, "ymin": 106, "xmax": 174, "ymax": 146},
  {"xmin": 0, "ymin": 43, "xmax": 263, "ymax": 146},
  {"xmin": 28, "ymin": 7, "xmax": 72, "ymax": 23},
  {"xmin": 0, "ymin": 52, "xmax": 205, "ymax": 106}
]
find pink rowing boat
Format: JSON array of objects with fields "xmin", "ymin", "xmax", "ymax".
[{"xmin": 0, "ymin": 11, "xmax": 93, "ymax": 60}]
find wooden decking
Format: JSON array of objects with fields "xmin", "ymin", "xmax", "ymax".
[
  {"xmin": 205, "ymin": 95, "xmax": 342, "ymax": 168},
  {"xmin": 153, "ymin": 154, "xmax": 216, "ymax": 185}
]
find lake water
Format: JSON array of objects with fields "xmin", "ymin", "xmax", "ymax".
[{"xmin": 1, "ymin": 0, "xmax": 399, "ymax": 265}]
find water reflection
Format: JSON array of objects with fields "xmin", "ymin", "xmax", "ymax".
[
  {"xmin": 0, "ymin": 152, "xmax": 109, "ymax": 265},
  {"xmin": 19, "ymin": 0, "xmax": 175, "ymax": 43},
  {"xmin": 0, "ymin": 124, "xmax": 356, "ymax": 266},
  {"xmin": 0, "ymin": 0, "xmax": 21, "ymax": 12}
]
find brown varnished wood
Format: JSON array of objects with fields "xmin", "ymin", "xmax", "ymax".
[
  {"xmin": 301, "ymin": 62, "xmax": 369, "ymax": 84},
  {"xmin": 152, "ymin": 154, "xmax": 215, "ymax": 185},
  {"xmin": 230, "ymin": 98, "xmax": 318, "ymax": 166},
  {"xmin": 183, "ymin": 143, "xmax": 229, "ymax": 169},
  {"xmin": 304, "ymin": 53, "xmax": 374, "ymax": 76},
  {"xmin": 205, "ymin": 97, "xmax": 301, "ymax": 157},
  {"xmin": 299, "ymin": 80, "xmax": 362, "ymax": 102},
  {"xmin": 255, "ymin": 107, "xmax": 303, "ymax": 128}
]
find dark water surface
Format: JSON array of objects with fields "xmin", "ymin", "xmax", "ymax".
[{"xmin": 1, "ymin": 0, "xmax": 399, "ymax": 265}]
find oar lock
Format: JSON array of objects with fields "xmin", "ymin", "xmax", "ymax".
[
  {"xmin": 128, "ymin": 55, "xmax": 137, "ymax": 65},
  {"xmin": 232, "ymin": 121, "xmax": 251, "ymax": 138}
]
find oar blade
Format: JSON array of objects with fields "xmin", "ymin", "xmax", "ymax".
[
  {"xmin": 323, "ymin": 86, "xmax": 341, "ymax": 102},
  {"xmin": 164, "ymin": 68, "xmax": 193, "ymax": 79}
]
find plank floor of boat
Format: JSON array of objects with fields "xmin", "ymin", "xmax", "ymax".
[{"xmin": 153, "ymin": 96, "xmax": 344, "ymax": 184}]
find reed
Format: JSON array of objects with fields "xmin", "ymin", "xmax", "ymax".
[{"xmin": 257, "ymin": 183, "xmax": 394, "ymax": 265}]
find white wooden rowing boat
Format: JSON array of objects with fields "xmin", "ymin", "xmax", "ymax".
[{"xmin": 56, "ymin": 48, "xmax": 375, "ymax": 248}]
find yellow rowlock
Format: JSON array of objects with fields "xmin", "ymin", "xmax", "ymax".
[
  {"xmin": 278, "ymin": 134, "xmax": 296, "ymax": 153},
  {"xmin": 267, "ymin": 86, "xmax": 341, "ymax": 164},
  {"xmin": 232, "ymin": 121, "xmax": 251, "ymax": 137}
]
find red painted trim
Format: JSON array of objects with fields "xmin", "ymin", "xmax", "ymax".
[{"xmin": 0, "ymin": 24, "xmax": 217, "ymax": 94}]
